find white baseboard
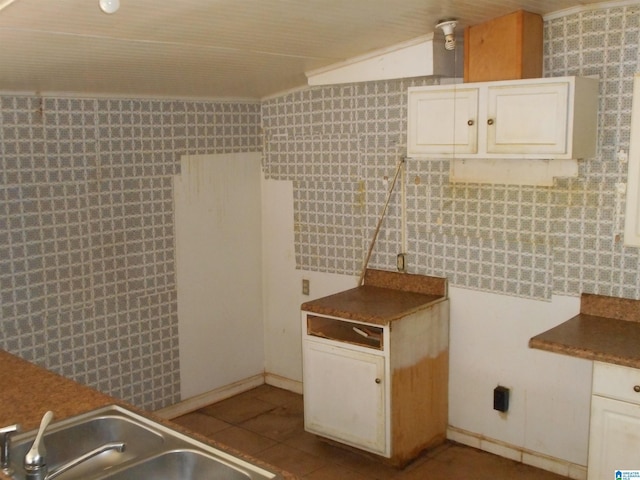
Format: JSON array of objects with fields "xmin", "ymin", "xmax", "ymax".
[
  {"xmin": 154, "ymin": 373, "xmax": 303, "ymax": 419},
  {"xmin": 264, "ymin": 372, "xmax": 303, "ymax": 394},
  {"xmin": 447, "ymin": 426, "xmax": 587, "ymax": 480},
  {"xmin": 156, "ymin": 377, "xmax": 585, "ymax": 479},
  {"xmin": 154, "ymin": 374, "xmax": 265, "ymax": 419}
]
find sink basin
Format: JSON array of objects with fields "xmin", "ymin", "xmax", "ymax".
[
  {"xmin": 10, "ymin": 409, "xmax": 164, "ymax": 479},
  {"xmin": 9, "ymin": 405, "xmax": 281, "ymax": 480},
  {"xmin": 102, "ymin": 450, "xmax": 254, "ymax": 480}
]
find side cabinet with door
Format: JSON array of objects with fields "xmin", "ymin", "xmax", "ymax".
[
  {"xmin": 301, "ymin": 297, "xmax": 449, "ymax": 467},
  {"xmin": 588, "ymin": 361, "xmax": 640, "ymax": 479}
]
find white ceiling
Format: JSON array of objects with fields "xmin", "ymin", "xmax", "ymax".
[{"xmin": 0, "ymin": 0, "xmax": 608, "ymax": 99}]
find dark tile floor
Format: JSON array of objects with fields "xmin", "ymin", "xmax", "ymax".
[{"xmin": 172, "ymin": 384, "xmax": 570, "ymax": 479}]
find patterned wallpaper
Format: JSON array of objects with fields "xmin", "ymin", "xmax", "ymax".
[
  {"xmin": 262, "ymin": 3, "xmax": 640, "ymax": 301},
  {"xmin": 0, "ymin": 3, "xmax": 638, "ymax": 410},
  {"xmin": 0, "ymin": 97, "xmax": 261, "ymax": 409}
]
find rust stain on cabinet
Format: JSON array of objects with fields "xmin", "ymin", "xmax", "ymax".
[{"xmin": 390, "ymin": 350, "xmax": 449, "ymax": 466}]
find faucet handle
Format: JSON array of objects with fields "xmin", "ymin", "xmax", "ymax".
[
  {"xmin": 24, "ymin": 411, "xmax": 53, "ymax": 474},
  {"xmin": 0, "ymin": 422, "xmax": 21, "ymax": 473}
]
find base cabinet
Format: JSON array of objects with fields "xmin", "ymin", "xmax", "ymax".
[
  {"xmin": 301, "ymin": 299, "xmax": 449, "ymax": 466},
  {"xmin": 588, "ymin": 362, "xmax": 640, "ymax": 479}
]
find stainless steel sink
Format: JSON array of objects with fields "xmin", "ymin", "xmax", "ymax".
[
  {"xmin": 8, "ymin": 405, "xmax": 281, "ymax": 480},
  {"xmin": 101, "ymin": 450, "xmax": 255, "ymax": 480},
  {"xmin": 10, "ymin": 407, "xmax": 164, "ymax": 479}
]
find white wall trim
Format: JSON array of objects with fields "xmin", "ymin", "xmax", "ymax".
[
  {"xmin": 265, "ymin": 372, "xmax": 303, "ymax": 395},
  {"xmin": 154, "ymin": 372, "xmax": 303, "ymax": 419},
  {"xmin": 306, "ymin": 33, "xmax": 434, "ymax": 78},
  {"xmin": 154, "ymin": 374, "xmax": 265, "ymax": 420},
  {"xmin": 450, "ymin": 158, "xmax": 579, "ymax": 186},
  {"xmin": 447, "ymin": 426, "xmax": 587, "ymax": 480},
  {"xmin": 544, "ymin": 0, "xmax": 640, "ymax": 21},
  {"xmin": 305, "ymin": 33, "xmax": 460, "ymax": 87},
  {"xmin": 0, "ymin": 89, "xmax": 259, "ymax": 103}
]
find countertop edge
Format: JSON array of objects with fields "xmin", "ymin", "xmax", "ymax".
[
  {"xmin": 529, "ymin": 313, "xmax": 640, "ymax": 370},
  {"xmin": 528, "ymin": 336, "xmax": 634, "ymax": 368},
  {"xmin": 302, "ymin": 294, "xmax": 447, "ymax": 325}
]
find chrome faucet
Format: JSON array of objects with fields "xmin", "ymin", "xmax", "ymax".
[
  {"xmin": 24, "ymin": 411, "xmax": 126, "ymax": 480},
  {"xmin": 0, "ymin": 422, "xmax": 21, "ymax": 475}
]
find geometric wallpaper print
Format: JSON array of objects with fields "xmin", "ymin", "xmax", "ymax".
[
  {"xmin": 263, "ymin": 78, "xmax": 440, "ymax": 276},
  {"xmin": 263, "ymin": 4, "xmax": 640, "ymax": 301},
  {"xmin": 546, "ymin": 5, "xmax": 640, "ymax": 300},
  {"xmin": 0, "ymin": 95, "xmax": 261, "ymax": 410}
]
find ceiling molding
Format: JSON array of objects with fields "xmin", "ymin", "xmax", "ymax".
[{"xmin": 544, "ymin": 0, "xmax": 640, "ymax": 20}]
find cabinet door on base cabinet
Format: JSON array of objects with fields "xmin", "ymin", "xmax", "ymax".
[
  {"xmin": 588, "ymin": 395, "xmax": 640, "ymax": 479},
  {"xmin": 303, "ymin": 341, "xmax": 386, "ymax": 455}
]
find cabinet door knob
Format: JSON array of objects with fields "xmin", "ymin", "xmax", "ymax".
[
  {"xmin": 634, "ymin": 385, "xmax": 640, "ymax": 393},
  {"xmin": 375, "ymin": 378, "xmax": 381, "ymax": 384},
  {"xmin": 487, "ymin": 118, "xmax": 495, "ymax": 126},
  {"xmin": 467, "ymin": 119, "xmax": 474, "ymax": 126}
]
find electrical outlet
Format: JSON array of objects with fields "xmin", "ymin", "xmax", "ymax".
[
  {"xmin": 494, "ymin": 386, "xmax": 510, "ymax": 412},
  {"xmin": 302, "ymin": 279, "xmax": 310, "ymax": 296},
  {"xmin": 396, "ymin": 253, "xmax": 406, "ymax": 272}
]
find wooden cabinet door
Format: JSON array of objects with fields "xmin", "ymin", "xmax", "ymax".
[
  {"xmin": 407, "ymin": 87, "xmax": 478, "ymax": 156},
  {"xmin": 303, "ymin": 340, "xmax": 386, "ymax": 454},
  {"xmin": 486, "ymin": 82, "xmax": 569, "ymax": 154},
  {"xmin": 588, "ymin": 395, "xmax": 640, "ymax": 479}
]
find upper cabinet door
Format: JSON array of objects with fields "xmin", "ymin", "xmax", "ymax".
[
  {"xmin": 486, "ymin": 82, "xmax": 569, "ymax": 155},
  {"xmin": 407, "ymin": 87, "xmax": 478, "ymax": 156}
]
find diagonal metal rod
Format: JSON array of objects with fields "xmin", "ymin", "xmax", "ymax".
[{"xmin": 358, "ymin": 156, "xmax": 405, "ymax": 286}]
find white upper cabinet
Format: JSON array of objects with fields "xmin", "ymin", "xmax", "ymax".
[
  {"xmin": 407, "ymin": 87, "xmax": 478, "ymax": 155},
  {"xmin": 407, "ymin": 76, "xmax": 599, "ymax": 160}
]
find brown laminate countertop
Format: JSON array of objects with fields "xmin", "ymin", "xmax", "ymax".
[
  {"xmin": 0, "ymin": 349, "xmax": 296, "ymax": 480},
  {"xmin": 301, "ymin": 269, "xmax": 447, "ymax": 325},
  {"xmin": 529, "ymin": 293, "xmax": 640, "ymax": 369}
]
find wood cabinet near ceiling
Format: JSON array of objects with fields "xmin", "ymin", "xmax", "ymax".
[{"xmin": 464, "ymin": 10, "xmax": 543, "ymax": 83}]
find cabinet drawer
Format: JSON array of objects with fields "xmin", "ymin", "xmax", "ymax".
[
  {"xmin": 306, "ymin": 315, "xmax": 384, "ymax": 350},
  {"xmin": 593, "ymin": 361, "xmax": 640, "ymax": 405}
]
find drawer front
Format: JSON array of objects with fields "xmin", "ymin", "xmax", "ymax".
[
  {"xmin": 593, "ymin": 361, "xmax": 640, "ymax": 405},
  {"xmin": 305, "ymin": 314, "xmax": 385, "ymax": 351}
]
